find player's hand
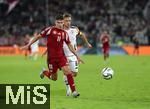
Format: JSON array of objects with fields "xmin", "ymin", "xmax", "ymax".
[
  {"xmin": 87, "ymin": 43, "xmax": 92, "ymax": 48},
  {"xmin": 20, "ymin": 44, "xmax": 30, "ymax": 50},
  {"xmin": 77, "ymin": 56, "xmax": 84, "ymax": 64}
]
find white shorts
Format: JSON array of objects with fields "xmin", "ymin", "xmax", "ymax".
[
  {"xmin": 67, "ymin": 55, "xmax": 78, "ymax": 73},
  {"xmin": 31, "ymin": 46, "xmax": 39, "ymax": 53}
]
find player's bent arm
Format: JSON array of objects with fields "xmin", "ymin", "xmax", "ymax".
[
  {"xmin": 67, "ymin": 43, "xmax": 84, "ymax": 64},
  {"xmin": 79, "ymin": 31, "xmax": 92, "ymax": 48}
]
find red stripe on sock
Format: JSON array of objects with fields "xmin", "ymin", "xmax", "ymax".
[{"xmin": 66, "ymin": 73, "xmax": 76, "ymax": 92}]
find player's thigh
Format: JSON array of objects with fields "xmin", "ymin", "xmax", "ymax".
[
  {"xmin": 58, "ymin": 56, "xmax": 69, "ymax": 71},
  {"xmin": 47, "ymin": 59, "xmax": 58, "ymax": 75},
  {"xmin": 69, "ymin": 61, "xmax": 78, "ymax": 76},
  {"xmin": 47, "ymin": 62, "xmax": 58, "ymax": 81},
  {"xmin": 61, "ymin": 65, "xmax": 71, "ymax": 75},
  {"xmin": 103, "ymin": 47, "xmax": 109, "ymax": 55},
  {"xmin": 106, "ymin": 48, "xmax": 109, "ymax": 54}
]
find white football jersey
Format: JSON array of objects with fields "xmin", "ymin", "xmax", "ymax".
[
  {"xmin": 63, "ymin": 26, "xmax": 79, "ymax": 57},
  {"xmin": 30, "ymin": 37, "xmax": 39, "ymax": 52}
]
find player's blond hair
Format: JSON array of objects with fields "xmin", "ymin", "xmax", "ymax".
[{"xmin": 63, "ymin": 13, "xmax": 71, "ymax": 18}]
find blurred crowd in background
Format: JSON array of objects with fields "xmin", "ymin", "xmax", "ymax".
[{"xmin": 0, "ymin": 0, "xmax": 150, "ymax": 47}]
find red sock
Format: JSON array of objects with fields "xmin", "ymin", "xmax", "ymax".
[
  {"xmin": 66, "ymin": 73, "xmax": 76, "ymax": 92},
  {"xmin": 43, "ymin": 71, "xmax": 51, "ymax": 78}
]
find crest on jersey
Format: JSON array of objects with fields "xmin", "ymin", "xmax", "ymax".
[{"xmin": 53, "ymin": 31, "xmax": 57, "ymax": 34}]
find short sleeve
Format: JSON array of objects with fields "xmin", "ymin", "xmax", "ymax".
[{"xmin": 40, "ymin": 27, "xmax": 51, "ymax": 37}]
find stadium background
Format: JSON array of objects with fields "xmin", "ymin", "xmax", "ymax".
[{"xmin": 0, "ymin": 0, "xmax": 150, "ymax": 55}]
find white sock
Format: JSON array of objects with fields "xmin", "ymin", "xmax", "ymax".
[{"xmin": 63, "ymin": 75, "xmax": 70, "ymax": 91}]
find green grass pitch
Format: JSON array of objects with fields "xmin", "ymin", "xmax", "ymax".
[{"xmin": 0, "ymin": 55, "xmax": 150, "ymax": 109}]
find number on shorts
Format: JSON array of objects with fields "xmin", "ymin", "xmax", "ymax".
[{"xmin": 48, "ymin": 64, "xmax": 53, "ymax": 72}]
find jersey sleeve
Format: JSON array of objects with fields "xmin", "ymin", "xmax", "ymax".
[
  {"xmin": 64, "ymin": 32, "xmax": 71, "ymax": 44},
  {"xmin": 40, "ymin": 27, "xmax": 51, "ymax": 37}
]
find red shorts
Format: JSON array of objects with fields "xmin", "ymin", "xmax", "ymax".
[
  {"xmin": 102, "ymin": 46, "xmax": 109, "ymax": 54},
  {"xmin": 47, "ymin": 56, "xmax": 68, "ymax": 74}
]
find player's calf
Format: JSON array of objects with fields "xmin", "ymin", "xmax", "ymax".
[
  {"xmin": 40, "ymin": 68, "xmax": 58, "ymax": 81},
  {"xmin": 62, "ymin": 66, "xmax": 76, "ymax": 92},
  {"xmin": 62, "ymin": 66, "xmax": 71, "ymax": 75},
  {"xmin": 63, "ymin": 75, "xmax": 71, "ymax": 96}
]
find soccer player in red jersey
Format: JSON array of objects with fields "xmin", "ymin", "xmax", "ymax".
[
  {"xmin": 133, "ymin": 36, "xmax": 139, "ymax": 55},
  {"xmin": 24, "ymin": 34, "xmax": 31, "ymax": 59},
  {"xmin": 21, "ymin": 14, "xmax": 83, "ymax": 98},
  {"xmin": 42, "ymin": 13, "xmax": 92, "ymax": 96},
  {"xmin": 100, "ymin": 30, "xmax": 110, "ymax": 62}
]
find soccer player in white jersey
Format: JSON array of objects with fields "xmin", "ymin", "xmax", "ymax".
[
  {"xmin": 63, "ymin": 13, "xmax": 92, "ymax": 96},
  {"xmin": 29, "ymin": 32, "xmax": 39, "ymax": 60}
]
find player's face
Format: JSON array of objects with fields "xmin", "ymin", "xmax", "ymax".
[
  {"xmin": 63, "ymin": 17, "xmax": 71, "ymax": 28},
  {"xmin": 55, "ymin": 20, "xmax": 64, "ymax": 29}
]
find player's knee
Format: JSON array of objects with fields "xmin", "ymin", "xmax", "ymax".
[
  {"xmin": 62, "ymin": 67, "xmax": 71, "ymax": 75},
  {"xmin": 64, "ymin": 71, "xmax": 71, "ymax": 75},
  {"xmin": 72, "ymin": 72, "xmax": 78, "ymax": 77}
]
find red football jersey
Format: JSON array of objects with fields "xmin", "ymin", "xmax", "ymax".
[
  {"xmin": 101, "ymin": 34, "xmax": 110, "ymax": 48},
  {"xmin": 40, "ymin": 26, "xmax": 70, "ymax": 58}
]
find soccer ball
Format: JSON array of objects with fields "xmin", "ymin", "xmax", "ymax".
[{"xmin": 101, "ymin": 67, "xmax": 114, "ymax": 80}]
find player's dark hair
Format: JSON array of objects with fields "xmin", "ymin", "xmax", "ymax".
[
  {"xmin": 63, "ymin": 12, "xmax": 71, "ymax": 18},
  {"xmin": 55, "ymin": 13, "xmax": 64, "ymax": 20}
]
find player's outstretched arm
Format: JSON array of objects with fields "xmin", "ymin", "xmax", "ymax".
[
  {"xmin": 67, "ymin": 43, "xmax": 84, "ymax": 64},
  {"xmin": 79, "ymin": 31, "xmax": 92, "ymax": 48},
  {"xmin": 21, "ymin": 34, "xmax": 42, "ymax": 50}
]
